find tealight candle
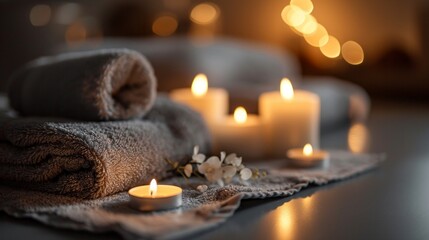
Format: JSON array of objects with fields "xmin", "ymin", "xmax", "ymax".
[
  {"xmin": 128, "ymin": 179, "xmax": 182, "ymax": 211},
  {"xmin": 259, "ymin": 78, "xmax": 320, "ymax": 157},
  {"xmin": 213, "ymin": 106, "xmax": 264, "ymax": 160},
  {"xmin": 287, "ymin": 143, "xmax": 329, "ymax": 168},
  {"xmin": 170, "ymin": 73, "xmax": 228, "ymax": 124}
]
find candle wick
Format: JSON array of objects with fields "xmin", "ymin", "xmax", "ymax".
[{"xmin": 150, "ymin": 190, "xmax": 153, "ymax": 196}]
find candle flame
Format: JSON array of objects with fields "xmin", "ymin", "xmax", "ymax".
[
  {"xmin": 303, "ymin": 144, "xmax": 313, "ymax": 156},
  {"xmin": 280, "ymin": 78, "xmax": 294, "ymax": 100},
  {"xmin": 234, "ymin": 106, "xmax": 247, "ymax": 124},
  {"xmin": 191, "ymin": 73, "xmax": 208, "ymax": 97},
  {"xmin": 149, "ymin": 179, "xmax": 157, "ymax": 196}
]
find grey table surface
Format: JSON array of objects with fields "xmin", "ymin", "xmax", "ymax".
[{"xmin": 1, "ymin": 101, "xmax": 429, "ymax": 240}]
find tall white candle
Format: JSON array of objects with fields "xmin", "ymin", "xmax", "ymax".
[
  {"xmin": 259, "ymin": 78, "xmax": 320, "ymax": 158},
  {"xmin": 213, "ymin": 107, "xmax": 264, "ymax": 160},
  {"xmin": 170, "ymin": 73, "xmax": 228, "ymax": 124}
]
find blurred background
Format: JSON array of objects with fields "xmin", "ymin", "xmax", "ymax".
[{"xmin": 0, "ymin": 0, "xmax": 428, "ymax": 101}]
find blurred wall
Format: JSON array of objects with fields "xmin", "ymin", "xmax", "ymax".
[{"xmin": 0, "ymin": 0, "xmax": 426, "ymax": 99}]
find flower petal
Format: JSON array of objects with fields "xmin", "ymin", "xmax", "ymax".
[
  {"xmin": 225, "ymin": 153, "xmax": 237, "ymax": 165},
  {"xmin": 240, "ymin": 168, "xmax": 252, "ymax": 180},
  {"xmin": 222, "ymin": 165, "xmax": 237, "ymax": 179},
  {"xmin": 192, "ymin": 153, "xmax": 206, "ymax": 163},
  {"xmin": 220, "ymin": 151, "xmax": 226, "ymax": 162},
  {"xmin": 205, "ymin": 156, "xmax": 221, "ymax": 168},
  {"xmin": 193, "ymin": 145, "xmax": 199, "ymax": 155},
  {"xmin": 225, "ymin": 153, "xmax": 242, "ymax": 166},
  {"xmin": 206, "ymin": 168, "xmax": 222, "ymax": 182},
  {"xmin": 197, "ymin": 162, "xmax": 207, "ymax": 174},
  {"xmin": 184, "ymin": 164, "xmax": 192, "ymax": 177}
]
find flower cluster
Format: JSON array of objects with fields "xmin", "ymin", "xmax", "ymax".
[{"xmin": 168, "ymin": 146, "xmax": 254, "ymax": 186}]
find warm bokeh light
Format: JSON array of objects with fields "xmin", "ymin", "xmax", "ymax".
[
  {"xmin": 348, "ymin": 123, "xmax": 369, "ymax": 153},
  {"xmin": 281, "ymin": 5, "xmax": 306, "ymax": 27},
  {"xmin": 65, "ymin": 22, "xmax": 87, "ymax": 45},
  {"xmin": 149, "ymin": 179, "xmax": 157, "ymax": 196},
  {"xmin": 304, "ymin": 24, "xmax": 328, "ymax": 47},
  {"xmin": 342, "ymin": 41, "xmax": 365, "ymax": 65},
  {"xmin": 320, "ymin": 35, "xmax": 341, "ymax": 58},
  {"xmin": 234, "ymin": 107, "xmax": 247, "ymax": 124},
  {"xmin": 294, "ymin": 14, "xmax": 317, "ymax": 34},
  {"xmin": 290, "ymin": 0, "xmax": 314, "ymax": 14},
  {"xmin": 152, "ymin": 15, "xmax": 178, "ymax": 37},
  {"xmin": 303, "ymin": 143, "xmax": 313, "ymax": 156},
  {"xmin": 190, "ymin": 3, "xmax": 219, "ymax": 25},
  {"xmin": 191, "ymin": 73, "xmax": 208, "ymax": 97},
  {"xmin": 29, "ymin": 5, "xmax": 51, "ymax": 27},
  {"xmin": 280, "ymin": 78, "xmax": 294, "ymax": 100}
]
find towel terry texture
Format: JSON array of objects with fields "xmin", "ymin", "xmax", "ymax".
[
  {"xmin": 8, "ymin": 49, "xmax": 157, "ymax": 121},
  {"xmin": 0, "ymin": 97, "xmax": 210, "ymax": 199},
  {"xmin": 0, "ymin": 152, "xmax": 383, "ymax": 239}
]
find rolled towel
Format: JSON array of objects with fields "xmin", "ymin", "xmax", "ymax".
[
  {"xmin": 8, "ymin": 49, "xmax": 156, "ymax": 121},
  {"xmin": 0, "ymin": 97, "xmax": 210, "ymax": 199}
]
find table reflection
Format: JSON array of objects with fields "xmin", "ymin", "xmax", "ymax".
[{"xmin": 348, "ymin": 123, "xmax": 370, "ymax": 153}]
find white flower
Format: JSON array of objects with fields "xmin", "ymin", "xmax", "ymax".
[
  {"xmin": 184, "ymin": 164, "xmax": 192, "ymax": 177},
  {"xmin": 196, "ymin": 185, "xmax": 208, "ymax": 193},
  {"xmin": 191, "ymin": 145, "xmax": 206, "ymax": 163},
  {"xmin": 198, "ymin": 156, "xmax": 222, "ymax": 182},
  {"xmin": 222, "ymin": 165, "xmax": 237, "ymax": 183},
  {"xmin": 240, "ymin": 168, "xmax": 252, "ymax": 180},
  {"xmin": 237, "ymin": 164, "xmax": 245, "ymax": 171},
  {"xmin": 225, "ymin": 153, "xmax": 242, "ymax": 167}
]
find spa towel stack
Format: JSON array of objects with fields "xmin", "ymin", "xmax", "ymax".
[{"xmin": 0, "ymin": 49, "xmax": 210, "ymax": 199}]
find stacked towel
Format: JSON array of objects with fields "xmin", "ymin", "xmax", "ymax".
[
  {"xmin": 1, "ymin": 49, "xmax": 211, "ymax": 199},
  {"xmin": 8, "ymin": 49, "xmax": 157, "ymax": 121},
  {"xmin": 0, "ymin": 97, "xmax": 210, "ymax": 199}
]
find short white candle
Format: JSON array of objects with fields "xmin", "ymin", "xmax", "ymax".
[
  {"xmin": 260, "ymin": 78, "xmax": 320, "ymax": 157},
  {"xmin": 213, "ymin": 107, "xmax": 264, "ymax": 160},
  {"xmin": 128, "ymin": 179, "xmax": 182, "ymax": 211},
  {"xmin": 287, "ymin": 143, "xmax": 329, "ymax": 168},
  {"xmin": 170, "ymin": 73, "xmax": 228, "ymax": 124}
]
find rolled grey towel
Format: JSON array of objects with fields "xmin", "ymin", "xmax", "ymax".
[
  {"xmin": 0, "ymin": 97, "xmax": 210, "ymax": 199},
  {"xmin": 8, "ymin": 49, "xmax": 156, "ymax": 121}
]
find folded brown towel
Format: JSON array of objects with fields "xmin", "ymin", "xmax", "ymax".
[
  {"xmin": 0, "ymin": 97, "xmax": 210, "ymax": 199},
  {"xmin": 8, "ymin": 49, "xmax": 156, "ymax": 121}
]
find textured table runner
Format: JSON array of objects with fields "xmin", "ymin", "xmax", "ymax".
[{"xmin": 0, "ymin": 151, "xmax": 383, "ymax": 239}]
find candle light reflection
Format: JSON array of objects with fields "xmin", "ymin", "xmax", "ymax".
[
  {"xmin": 273, "ymin": 205, "xmax": 294, "ymax": 240},
  {"xmin": 348, "ymin": 123, "xmax": 369, "ymax": 153}
]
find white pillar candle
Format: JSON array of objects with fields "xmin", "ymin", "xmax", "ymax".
[
  {"xmin": 170, "ymin": 73, "xmax": 228, "ymax": 124},
  {"xmin": 213, "ymin": 107, "xmax": 264, "ymax": 160},
  {"xmin": 260, "ymin": 78, "xmax": 320, "ymax": 158}
]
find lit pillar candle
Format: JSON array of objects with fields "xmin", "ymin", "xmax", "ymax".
[
  {"xmin": 259, "ymin": 78, "xmax": 320, "ymax": 157},
  {"xmin": 213, "ymin": 107, "xmax": 264, "ymax": 160},
  {"xmin": 170, "ymin": 73, "xmax": 228, "ymax": 124},
  {"xmin": 128, "ymin": 179, "xmax": 183, "ymax": 211}
]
